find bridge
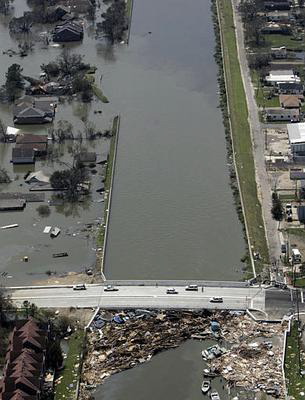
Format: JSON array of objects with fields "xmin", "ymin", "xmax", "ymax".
[{"xmin": 5, "ymin": 280, "xmax": 297, "ymax": 318}]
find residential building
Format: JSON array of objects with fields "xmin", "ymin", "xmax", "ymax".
[
  {"xmin": 16, "ymin": 134, "xmax": 48, "ymax": 156},
  {"xmin": 271, "ymin": 46, "xmax": 287, "ymax": 59},
  {"xmin": 12, "ymin": 148, "xmax": 35, "ymax": 164},
  {"xmin": 261, "ymin": 22, "xmax": 291, "ymax": 34},
  {"xmin": 75, "ymin": 151, "xmax": 97, "ymax": 164},
  {"xmin": 264, "ymin": 0, "xmax": 292, "ymax": 11},
  {"xmin": 287, "ymin": 122, "xmax": 305, "ymax": 159},
  {"xmin": 265, "ymin": 70, "xmax": 301, "ymax": 85},
  {"xmin": 0, "ymin": 319, "xmax": 47, "ymax": 400},
  {"xmin": 266, "ymin": 107, "xmax": 299, "ymax": 122},
  {"xmin": 53, "ymin": 21, "xmax": 83, "ymax": 42},
  {"xmin": 278, "ymin": 82, "xmax": 304, "ymax": 94},
  {"xmin": 13, "ymin": 96, "xmax": 57, "ymax": 125},
  {"xmin": 279, "ymin": 94, "xmax": 303, "ymax": 108},
  {"xmin": 266, "ymin": 11, "xmax": 291, "ymax": 22}
]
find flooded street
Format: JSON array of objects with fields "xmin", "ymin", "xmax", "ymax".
[{"xmin": 103, "ymin": 0, "xmax": 246, "ymax": 280}]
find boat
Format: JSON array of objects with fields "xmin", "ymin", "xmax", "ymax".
[
  {"xmin": 203, "ymin": 368, "xmax": 219, "ymax": 378},
  {"xmin": 50, "ymin": 227, "xmax": 61, "ymax": 238},
  {"xmin": 210, "ymin": 392, "xmax": 220, "ymax": 400},
  {"xmin": 52, "ymin": 252, "xmax": 68, "ymax": 258},
  {"xmin": 202, "ymin": 345, "xmax": 226, "ymax": 360},
  {"xmin": 201, "ymin": 380, "xmax": 211, "ymax": 394}
]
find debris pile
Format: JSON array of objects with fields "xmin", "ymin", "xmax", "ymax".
[{"xmin": 79, "ymin": 311, "xmax": 286, "ymax": 400}]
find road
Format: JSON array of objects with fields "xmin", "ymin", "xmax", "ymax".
[
  {"xmin": 231, "ymin": 0, "xmax": 282, "ymax": 269},
  {"xmin": 8, "ymin": 284, "xmax": 266, "ymax": 311}
]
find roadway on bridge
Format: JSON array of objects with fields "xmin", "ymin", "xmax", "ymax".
[{"xmin": 8, "ymin": 285, "xmax": 266, "ymax": 311}]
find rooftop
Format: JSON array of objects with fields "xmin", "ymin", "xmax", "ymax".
[{"xmin": 287, "ymin": 122, "xmax": 305, "ymax": 144}]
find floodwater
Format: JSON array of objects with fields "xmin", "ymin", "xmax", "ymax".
[
  {"xmin": 95, "ymin": 340, "xmax": 252, "ymax": 400},
  {"xmin": 104, "ymin": 0, "xmax": 246, "ymax": 279}
]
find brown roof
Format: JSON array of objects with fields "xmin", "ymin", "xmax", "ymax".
[
  {"xmin": 279, "ymin": 94, "xmax": 303, "ymax": 108},
  {"xmin": 16, "ymin": 135, "xmax": 47, "ymax": 145}
]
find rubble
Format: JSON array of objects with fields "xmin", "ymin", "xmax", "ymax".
[{"xmin": 79, "ymin": 311, "xmax": 286, "ymax": 400}]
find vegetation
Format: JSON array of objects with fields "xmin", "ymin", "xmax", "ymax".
[
  {"xmin": 0, "ymin": 168, "xmax": 11, "ymax": 183},
  {"xmin": 50, "ymin": 166, "xmax": 89, "ymax": 202},
  {"xmin": 0, "ymin": 0, "xmax": 11, "ymax": 15},
  {"xmin": 217, "ymin": 0, "xmax": 269, "ymax": 266},
  {"xmin": 41, "ymin": 50, "xmax": 91, "ymax": 79},
  {"xmin": 285, "ymin": 321, "xmax": 305, "ymax": 397},
  {"xmin": 271, "ymin": 192, "xmax": 284, "ymax": 221},
  {"xmin": 54, "ymin": 331, "xmax": 85, "ymax": 400},
  {"xmin": 46, "ymin": 340, "xmax": 63, "ymax": 370},
  {"xmin": 99, "ymin": 0, "xmax": 128, "ymax": 43},
  {"xmin": 36, "ymin": 205, "xmax": 51, "ymax": 217},
  {"xmin": 5, "ymin": 64, "xmax": 24, "ymax": 102}
]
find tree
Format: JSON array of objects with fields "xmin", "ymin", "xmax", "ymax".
[
  {"xmin": 46, "ymin": 340, "xmax": 63, "ymax": 370},
  {"xmin": 41, "ymin": 62, "xmax": 60, "ymax": 78},
  {"xmin": 0, "ymin": 168, "xmax": 11, "ymax": 183},
  {"xmin": 0, "ymin": 0, "xmax": 10, "ymax": 15},
  {"xmin": 271, "ymin": 192, "xmax": 283, "ymax": 221},
  {"xmin": 100, "ymin": 0, "xmax": 127, "ymax": 43},
  {"xmin": 5, "ymin": 64, "xmax": 24, "ymax": 102},
  {"xmin": 36, "ymin": 205, "xmax": 51, "ymax": 217},
  {"xmin": 56, "ymin": 50, "xmax": 90, "ymax": 76},
  {"xmin": 50, "ymin": 166, "xmax": 89, "ymax": 201}
]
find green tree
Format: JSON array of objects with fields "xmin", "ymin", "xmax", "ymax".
[
  {"xmin": 46, "ymin": 340, "xmax": 63, "ymax": 370},
  {"xmin": 271, "ymin": 192, "xmax": 283, "ymax": 221},
  {"xmin": 50, "ymin": 166, "xmax": 89, "ymax": 201},
  {"xmin": 0, "ymin": 0, "xmax": 10, "ymax": 15},
  {"xmin": 5, "ymin": 64, "xmax": 24, "ymax": 102},
  {"xmin": 100, "ymin": 0, "xmax": 127, "ymax": 43}
]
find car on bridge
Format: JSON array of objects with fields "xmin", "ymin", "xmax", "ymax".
[
  {"xmin": 185, "ymin": 284, "xmax": 198, "ymax": 291},
  {"xmin": 104, "ymin": 285, "xmax": 119, "ymax": 292},
  {"xmin": 209, "ymin": 297, "xmax": 223, "ymax": 303},
  {"xmin": 73, "ymin": 284, "xmax": 86, "ymax": 290},
  {"xmin": 166, "ymin": 288, "xmax": 178, "ymax": 294}
]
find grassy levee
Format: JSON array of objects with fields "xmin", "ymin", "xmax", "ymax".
[
  {"xmin": 285, "ymin": 322, "xmax": 305, "ymax": 396},
  {"xmin": 54, "ymin": 331, "xmax": 85, "ymax": 400},
  {"xmin": 217, "ymin": 0, "xmax": 269, "ymax": 267}
]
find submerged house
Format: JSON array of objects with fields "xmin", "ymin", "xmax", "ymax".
[
  {"xmin": 13, "ymin": 96, "xmax": 57, "ymax": 125},
  {"xmin": 53, "ymin": 21, "xmax": 83, "ymax": 42},
  {"xmin": 12, "ymin": 134, "xmax": 48, "ymax": 164}
]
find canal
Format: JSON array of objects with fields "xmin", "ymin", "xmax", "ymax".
[{"xmin": 104, "ymin": 0, "xmax": 246, "ymax": 280}]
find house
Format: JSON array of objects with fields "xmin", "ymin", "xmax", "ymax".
[
  {"xmin": 46, "ymin": 5, "xmax": 70, "ymax": 22},
  {"xmin": 75, "ymin": 151, "xmax": 97, "ymax": 164},
  {"xmin": 261, "ymin": 22, "xmax": 291, "ymax": 34},
  {"xmin": 271, "ymin": 46, "xmax": 287, "ymax": 59},
  {"xmin": 25, "ymin": 171, "xmax": 50, "ymax": 185},
  {"xmin": 16, "ymin": 134, "xmax": 48, "ymax": 156},
  {"xmin": 264, "ymin": 0, "xmax": 292, "ymax": 11},
  {"xmin": 0, "ymin": 319, "xmax": 47, "ymax": 400},
  {"xmin": 278, "ymin": 82, "xmax": 304, "ymax": 94},
  {"xmin": 266, "ymin": 11, "xmax": 291, "ymax": 22},
  {"xmin": 290, "ymin": 169, "xmax": 305, "ymax": 180},
  {"xmin": 279, "ymin": 94, "xmax": 303, "ymax": 108},
  {"xmin": 12, "ymin": 148, "xmax": 35, "ymax": 164},
  {"xmin": 287, "ymin": 122, "xmax": 305, "ymax": 159},
  {"xmin": 265, "ymin": 70, "xmax": 301, "ymax": 85},
  {"xmin": 266, "ymin": 107, "xmax": 299, "ymax": 122},
  {"xmin": 13, "ymin": 96, "xmax": 57, "ymax": 125},
  {"xmin": 53, "ymin": 21, "xmax": 83, "ymax": 42}
]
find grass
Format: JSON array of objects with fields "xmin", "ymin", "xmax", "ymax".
[
  {"xmin": 126, "ymin": 0, "xmax": 133, "ymax": 18},
  {"xmin": 263, "ymin": 34, "xmax": 305, "ymax": 51},
  {"xmin": 97, "ymin": 116, "xmax": 119, "ymax": 248},
  {"xmin": 251, "ymin": 70, "xmax": 280, "ymax": 108},
  {"xmin": 92, "ymin": 84, "xmax": 109, "ymax": 104},
  {"xmin": 285, "ymin": 322, "xmax": 305, "ymax": 397},
  {"xmin": 54, "ymin": 331, "xmax": 85, "ymax": 400},
  {"xmin": 217, "ymin": 0, "xmax": 269, "ymax": 265},
  {"xmin": 279, "ymin": 194, "xmax": 297, "ymax": 201},
  {"xmin": 295, "ymin": 278, "xmax": 305, "ymax": 288},
  {"xmin": 285, "ymin": 228, "xmax": 305, "ymax": 239}
]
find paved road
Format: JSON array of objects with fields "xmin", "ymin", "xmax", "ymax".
[
  {"xmin": 231, "ymin": 0, "xmax": 282, "ymax": 268},
  {"xmin": 8, "ymin": 284, "xmax": 266, "ymax": 311}
]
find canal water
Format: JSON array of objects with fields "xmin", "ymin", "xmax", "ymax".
[{"xmin": 104, "ymin": 0, "xmax": 246, "ymax": 280}]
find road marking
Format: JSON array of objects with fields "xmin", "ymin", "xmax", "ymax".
[
  {"xmin": 301, "ymin": 290, "xmax": 304, "ymax": 303},
  {"xmin": 11, "ymin": 294, "xmax": 251, "ymax": 300}
]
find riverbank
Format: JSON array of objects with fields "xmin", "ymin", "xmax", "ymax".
[
  {"xmin": 215, "ymin": 0, "xmax": 269, "ymax": 274},
  {"xmin": 97, "ymin": 115, "xmax": 120, "ymax": 276}
]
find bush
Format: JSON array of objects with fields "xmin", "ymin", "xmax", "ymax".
[{"xmin": 36, "ymin": 204, "xmax": 51, "ymax": 217}]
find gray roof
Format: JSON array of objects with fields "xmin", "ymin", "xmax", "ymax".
[
  {"xmin": 290, "ymin": 170, "xmax": 305, "ymax": 180},
  {"xmin": 266, "ymin": 107, "xmax": 299, "ymax": 116},
  {"xmin": 287, "ymin": 122, "xmax": 305, "ymax": 143},
  {"xmin": 12, "ymin": 147, "xmax": 34, "ymax": 159}
]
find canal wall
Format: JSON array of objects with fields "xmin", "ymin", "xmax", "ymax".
[
  {"xmin": 213, "ymin": 0, "xmax": 256, "ymax": 277},
  {"xmin": 100, "ymin": 115, "xmax": 121, "ymax": 278}
]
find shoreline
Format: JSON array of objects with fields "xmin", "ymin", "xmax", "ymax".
[{"xmin": 214, "ymin": 0, "xmax": 269, "ymax": 276}]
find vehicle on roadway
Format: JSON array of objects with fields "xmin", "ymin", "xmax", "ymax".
[
  {"xmin": 209, "ymin": 297, "xmax": 223, "ymax": 303},
  {"xmin": 185, "ymin": 284, "xmax": 198, "ymax": 291},
  {"xmin": 166, "ymin": 288, "xmax": 178, "ymax": 294},
  {"xmin": 73, "ymin": 284, "xmax": 86, "ymax": 290},
  {"xmin": 104, "ymin": 284, "xmax": 118, "ymax": 292}
]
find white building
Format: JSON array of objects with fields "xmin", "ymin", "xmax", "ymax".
[
  {"xmin": 287, "ymin": 122, "xmax": 305, "ymax": 159},
  {"xmin": 265, "ymin": 70, "xmax": 301, "ymax": 85}
]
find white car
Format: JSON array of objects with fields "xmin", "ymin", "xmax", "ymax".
[
  {"xmin": 166, "ymin": 288, "xmax": 178, "ymax": 294},
  {"xmin": 209, "ymin": 297, "xmax": 223, "ymax": 303},
  {"xmin": 73, "ymin": 284, "xmax": 86, "ymax": 291},
  {"xmin": 185, "ymin": 284, "xmax": 198, "ymax": 291},
  {"xmin": 104, "ymin": 284, "xmax": 118, "ymax": 292}
]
